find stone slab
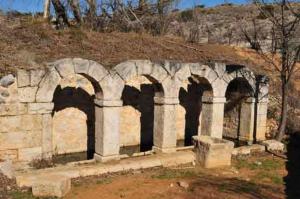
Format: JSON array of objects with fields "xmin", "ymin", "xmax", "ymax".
[
  {"xmin": 262, "ymin": 140, "xmax": 285, "ymax": 151},
  {"xmin": 32, "ymin": 174, "xmax": 71, "ymax": 198}
]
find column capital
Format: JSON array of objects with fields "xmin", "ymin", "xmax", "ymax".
[
  {"xmin": 257, "ymin": 97, "xmax": 269, "ymax": 103},
  {"xmin": 244, "ymin": 97, "xmax": 256, "ymax": 103},
  {"xmin": 154, "ymin": 97, "xmax": 179, "ymax": 105},
  {"xmin": 202, "ymin": 96, "xmax": 226, "ymax": 103},
  {"xmin": 94, "ymin": 99, "xmax": 123, "ymax": 107}
]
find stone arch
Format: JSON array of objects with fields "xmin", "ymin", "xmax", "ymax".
[
  {"xmin": 115, "ymin": 60, "xmax": 167, "ymax": 155},
  {"xmin": 223, "ymin": 75, "xmax": 256, "ymax": 145},
  {"xmin": 36, "ymin": 58, "xmax": 107, "ymax": 103},
  {"xmin": 35, "ymin": 58, "xmax": 111, "ymax": 161}
]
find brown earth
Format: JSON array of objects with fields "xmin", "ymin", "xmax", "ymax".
[{"xmin": 65, "ymin": 153, "xmax": 286, "ymax": 199}]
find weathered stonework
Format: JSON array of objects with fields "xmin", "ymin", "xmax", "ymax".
[{"xmin": 0, "ymin": 58, "xmax": 269, "ymax": 165}]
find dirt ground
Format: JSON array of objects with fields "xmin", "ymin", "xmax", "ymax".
[
  {"xmin": 2, "ymin": 149, "xmax": 299, "ymax": 199},
  {"xmin": 62, "ymin": 153, "xmax": 287, "ymax": 199}
]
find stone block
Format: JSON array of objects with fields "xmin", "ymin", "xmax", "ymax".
[
  {"xmin": 100, "ymin": 73, "xmax": 125, "ymax": 100},
  {"xmin": 36, "ymin": 67, "xmax": 61, "ymax": 102},
  {"xmin": 18, "ymin": 147, "xmax": 42, "ymax": 161},
  {"xmin": 162, "ymin": 61, "xmax": 182, "ymax": 77},
  {"xmin": 54, "ymin": 58, "xmax": 75, "ymax": 78},
  {"xmin": 193, "ymin": 136, "xmax": 234, "ymax": 168},
  {"xmin": 18, "ymin": 87, "xmax": 38, "ymax": 103},
  {"xmin": 20, "ymin": 114, "xmax": 43, "ymax": 131},
  {"xmin": 30, "ymin": 69, "xmax": 46, "ymax": 86},
  {"xmin": 73, "ymin": 58, "xmax": 90, "ymax": 74},
  {"xmin": 136, "ymin": 60, "xmax": 153, "ymax": 75},
  {"xmin": 0, "ymin": 74, "xmax": 15, "ymax": 88},
  {"xmin": 88, "ymin": 60, "xmax": 108, "ymax": 82},
  {"xmin": 175, "ymin": 63, "xmax": 191, "ymax": 81},
  {"xmin": 115, "ymin": 60, "xmax": 137, "ymax": 81},
  {"xmin": 32, "ymin": 174, "xmax": 71, "ymax": 198},
  {"xmin": 0, "ymin": 103, "xmax": 19, "ymax": 116},
  {"xmin": 262, "ymin": 140, "xmax": 285, "ymax": 151},
  {"xmin": 28, "ymin": 103, "xmax": 54, "ymax": 114},
  {"xmin": 0, "ymin": 149, "xmax": 18, "ymax": 161},
  {"xmin": 0, "ymin": 131, "xmax": 42, "ymax": 150},
  {"xmin": 0, "ymin": 160, "xmax": 14, "ymax": 179},
  {"xmin": 0, "ymin": 116, "xmax": 20, "ymax": 133},
  {"xmin": 42, "ymin": 114, "xmax": 53, "ymax": 157},
  {"xmin": 17, "ymin": 69, "xmax": 30, "ymax": 87},
  {"xmin": 151, "ymin": 63, "xmax": 168, "ymax": 82}
]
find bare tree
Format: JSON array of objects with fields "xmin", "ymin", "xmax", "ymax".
[
  {"xmin": 51, "ymin": 0, "xmax": 69, "ymax": 26},
  {"xmin": 246, "ymin": 0, "xmax": 300, "ymax": 141},
  {"xmin": 69, "ymin": 0, "xmax": 82, "ymax": 24},
  {"xmin": 43, "ymin": 0, "xmax": 51, "ymax": 19}
]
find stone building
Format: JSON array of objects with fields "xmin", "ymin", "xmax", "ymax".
[{"xmin": 0, "ymin": 58, "xmax": 268, "ymax": 163}]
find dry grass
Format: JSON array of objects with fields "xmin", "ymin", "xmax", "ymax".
[{"xmin": 0, "ymin": 15, "xmax": 266, "ymax": 75}]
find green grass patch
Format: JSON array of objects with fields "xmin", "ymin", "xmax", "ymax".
[
  {"xmin": 151, "ymin": 169, "xmax": 197, "ymax": 180},
  {"xmin": 235, "ymin": 158, "xmax": 283, "ymax": 171},
  {"xmin": 253, "ymin": 171, "xmax": 284, "ymax": 185}
]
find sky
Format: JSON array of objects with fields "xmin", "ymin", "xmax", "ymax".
[{"xmin": 0, "ymin": 0, "xmax": 248, "ymax": 13}]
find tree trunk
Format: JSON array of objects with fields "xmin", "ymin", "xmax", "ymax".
[
  {"xmin": 86, "ymin": 0, "xmax": 97, "ymax": 18},
  {"xmin": 51, "ymin": 0, "xmax": 69, "ymax": 26},
  {"xmin": 43, "ymin": 0, "xmax": 51, "ymax": 19},
  {"xmin": 276, "ymin": 80, "xmax": 289, "ymax": 141},
  {"xmin": 70, "ymin": 0, "xmax": 82, "ymax": 24}
]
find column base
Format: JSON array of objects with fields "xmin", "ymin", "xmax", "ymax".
[
  {"xmin": 94, "ymin": 153, "xmax": 120, "ymax": 163},
  {"xmin": 153, "ymin": 146, "xmax": 177, "ymax": 154},
  {"xmin": 238, "ymin": 137, "xmax": 253, "ymax": 146}
]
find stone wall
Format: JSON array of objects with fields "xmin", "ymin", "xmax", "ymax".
[{"xmin": 0, "ymin": 58, "xmax": 269, "ymax": 163}]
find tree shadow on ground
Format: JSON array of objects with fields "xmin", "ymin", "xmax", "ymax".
[
  {"xmin": 190, "ymin": 175, "xmax": 283, "ymax": 199},
  {"xmin": 284, "ymin": 132, "xmax": 300, "ymax": 199}
]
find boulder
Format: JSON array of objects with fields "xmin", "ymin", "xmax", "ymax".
[{"xmin": 0, "ymin": 74, "xmax": 15, "ymax": 88}]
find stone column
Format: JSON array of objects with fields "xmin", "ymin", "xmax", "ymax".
[
  {"xmin": 200, "ymin": 96, "xmax": 226, "ymax": 139},
  {"xmin": 28, "ymin": 102, "xmax": 55, "ymax": 159},
  {"xmin": 94, "ymin": 99, "xmax": 122, "ymax": 162},
  {"xmin": 239, "ymin": 97, "xmax": 256, "ymax": 145},
  {"xmin": 153, "ymin": 97, "xmax": 178, "ymax": 153},
  {"xmin": 255, "ymin": 98, "xmax": 268, "ymax": 141}
]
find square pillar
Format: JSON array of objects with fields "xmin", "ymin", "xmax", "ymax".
[
  {"xmin": 42, "ymin": 113, "xmax": 53, "ymax": 159},
  {"xmin": 153, "ymin": 97, "xmax": 178, "ymax": 153},
  {"xmin": 239, "ymin": 98, "xmax": 256, "ymax": 145},
  {"xmin": 200, "ymin": 97, "xmax": 226, "ymax": 139},
  {"xmin": 94, "ymin": 99, "xmax": 122, "ymax": 162},
  {"xmin": 256, "ymin": 98, "xmax": 268, "ymax": 141}
]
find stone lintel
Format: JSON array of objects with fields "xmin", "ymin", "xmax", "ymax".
[
  {"xmin": 28, "ymin": 103, "xmax": 54, "ymax": 114},
  {"xmin": 94, "ymin": 99, "xmax": 123, "ymax": 107},
  {"xmin": 201, "ymin": 96, "xmax": 226, "ymax": 104},
  {"xmin": 154, "ymin": 97, "xmax": 179, "ymax": 105},
  {"xmin": 94, "ymin": 153, "xmax": 120, "ymax": 163}
]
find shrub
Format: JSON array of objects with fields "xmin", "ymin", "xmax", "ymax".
[{"xmin": 180, "ymin": 9, "xmax": 194, "ymax": 22}]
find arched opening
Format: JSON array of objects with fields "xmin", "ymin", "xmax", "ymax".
[
  {"xmin": 223, "ymin": 77, "xmax": 254, "ymax": 146},
  {"xmin": 178, "ymin": 76, "xmax": 213, "ymax": 147},
  {"xmin": 51, "ymin": 74, "xmax": 102, "ymax": 164},
  {"xmin": 120, "ymin": 75, "xmax": 163, "ymax": 156}
]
